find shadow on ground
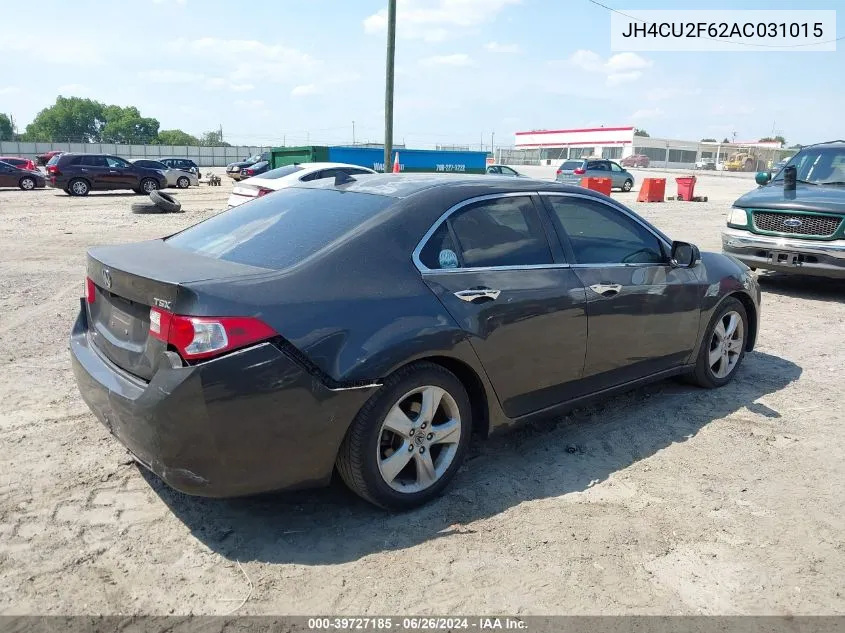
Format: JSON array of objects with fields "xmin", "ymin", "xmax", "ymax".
[
  {"xmin": 757, "ymin": 272, "xmax": 845, "ymax": 302},
  {"xmin": 145, "ymin": 350, "xmax": 800, "ymax": 565}
]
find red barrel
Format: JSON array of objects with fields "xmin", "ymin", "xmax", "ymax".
[{"xmin": 675, "ymin": 176, "xmax": 697, "ymax": 201}]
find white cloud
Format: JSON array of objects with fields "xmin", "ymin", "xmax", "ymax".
[
  {"xmin": 420, "ymin": 54, "xmax": 474, "ymax": 67},
  {"xmin": 153, "ymin": 0, "xmax": 187, "ymax": 4},
  {"xmin": 291, "ymin": 73, "xmax": 361, "ymax": 97},
  {"xmin": 291, "ymin": 84, "xmax": 319, "ymax": 97},
  {"xmin": 364, "ymin": 0, "xmax": 520, "ymax": 42},
  {"xmin": 646, "ymin": 87, "xmax": 703, "ymax": 102},
  {"xmin": 0, "ymin": 35, "xmax": 102, "ymax": 65},
  {"xmin": 485, "ymin": 41, "xmax": 520, "ymax": 53},
  {"xmin": 139, "ymin": 69, "xmax": 205, "ymax": 83},
  {"xmin": 564, "ymin": 49, "xmax": 653, "ymax": 86},
  {"xmin": 57, "ymin": 84, "xmax": 86, "ymax": 94},
  {"xmin": 0, "ymin": 86, "xmax": 23, "ymax": 96},
  {"xmin": 630, "ymin": 108, "xmax": 664, "ymax": 120}
]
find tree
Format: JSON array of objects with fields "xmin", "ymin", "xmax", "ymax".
[
  {"xmin": 101, "ymin": 105, "xmax": 160, "ymax": 144},
  {"xmin": 634, "ymin": 128, "xmax": 649, "ymax": 137},
  {"xmin": 199, "ymin": 129, "xmax": 230, "ymax": 147},
  {"xmin": 24, "ymin": 96, "xmax": 106, "ymax": 142},
  {"xmin": 789, "ymin": 143, "xmax": 803, "ymax": 149},
  {"xmin": 157, "ymin": 129, "xmax": 199, "ymax": 146},
  {"xmin": 0, "ymin": 113, "xmax": 13, "ymax": 141},
  {"xmin": 758, "ymin": 135, "xmax": 786, "ymax": 145},
  {"xmin": 700, "ymin": 138, "xmax": 717, "ymax": 142}
]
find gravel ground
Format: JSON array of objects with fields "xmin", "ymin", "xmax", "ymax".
[{"xmin": 0, "ymin": 169, "xmax": 843, "ymax": 616}]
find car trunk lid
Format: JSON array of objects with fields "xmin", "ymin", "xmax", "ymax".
[{"xmin": 85, "ymin": 239, "xmax": 270, "ymax": 381}]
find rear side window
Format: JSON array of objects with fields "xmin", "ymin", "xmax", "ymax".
[
  {"xmin": 560, "ymin": 161, "xmax": 582, "ymax": 171},
  {"xmin": 47, "ymin": 155, "xmax": 62, "ymax": 166},
  {"xmin": 80, "ymin": 155, "xmax": 107, "ymax": 167},
  {"xmin": 260, "ymin": 165, "xmax": 304, "ymax": 179},
  {"xmin": 419, "ymin": 196, "xmax": 552, "ymax": 270},
  {"xmin": 165, "ymin": 187, "xmax": 393, "ymax": 270}
]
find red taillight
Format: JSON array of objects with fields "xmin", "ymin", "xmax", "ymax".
[
  {"xmin": 573, "ymin": 168, "xmax": 586, "ymax": 175},
  {"xmin": 47, "ymin": 165, "xmax": 59, "ymax": 175},
  {"xmin": 256, "ymin": 187, "xmax": 273, "ymax": 197},
  {"xmin": 149, "ymin": 309, "xmax": 276, "ymax": 361},
  {"xmin": 243, "ymin": 169, "xmax": 254, "ymax": 177},
  {"xmin": 556, "ymin": 169, "xmax": 562, "ymax": 175},
  {"xmin": 85, "ymin": 277, "xmax": 96, "ymax": 304}
]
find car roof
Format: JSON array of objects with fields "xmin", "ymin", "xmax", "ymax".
[
  {"xmin": 803, "ymin": 140, "xmax": 845, "ymax": 149},
  {"xmin": 290, "ymin": 172, "xmax": 595, "ymax": 199}
]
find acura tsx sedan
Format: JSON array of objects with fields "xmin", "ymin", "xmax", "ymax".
[{"xmin": 71, "ymin": 174, "xmax": 760, "ymax": 510}]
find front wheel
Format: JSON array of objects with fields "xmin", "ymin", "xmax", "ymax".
[
  {"xmin": 19, "ymin": 177, "xmax": 36, "ymax": 191},
  {"xmin": 140, "ymin": 178, "xmax": 159, "ymax": 194},
  {"xmin": 336, "ymin": 362, "xmax": 472, "ymax": 510},
  {"xmin": 688, "ymin": 297, "xmax": 748, "ymax": 388},
  {"xmin": 622, "ymin": 179, "xmax": 633, "ymax": 192},
  {"xmin": 176, "ymin": 176, "xmax": 190, "ymax": 189}
]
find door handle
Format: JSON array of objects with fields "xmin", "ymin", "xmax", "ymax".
[
  {"xmin": 109, "ymin": 170, "xmax": 118, "ymax": 173},
  {"xmin": 589, "ymin": 283, "xmax": 622, "ymax": 296},
  {"xmin": 80, "ymin": 168, "xmax": 88, "ymax": 172},
  {"xmin": 454, "ymin": 288, "xmax": 501, "ymax": 302}
]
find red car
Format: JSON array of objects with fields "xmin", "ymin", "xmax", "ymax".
[
  {"xmin": 0, "ymin": 156, "xmax": 37, "ymax": 172},
  {"xmin": 620, "ymin": 154, "xmax": 649, "ymax": 168},
  {"xmin": 36, "ymin": 150, "xmax": 63, "ymax": 166}
]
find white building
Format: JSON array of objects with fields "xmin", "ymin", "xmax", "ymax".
[{"xmin": 511, "ymin": 126, "xmax": 785, "ymax": 170}]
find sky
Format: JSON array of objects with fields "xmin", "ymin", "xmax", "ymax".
[{"xmin": 0, "ymin": 0, "xmax": 842, "ymax": 149}]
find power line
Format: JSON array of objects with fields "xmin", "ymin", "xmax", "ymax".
[{"xmin": 587, "ymin": 0, "xmax": 845, "ymax": 48}]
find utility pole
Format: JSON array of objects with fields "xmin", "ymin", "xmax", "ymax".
[
  {"xmin": 491, "ymin": 131, "xmax": 495, "ymax": 158},
  {"xmin": 218, "ymin": 124, "xmax": 223, "ymax": 144},
  {"xmin": 352, "ymin": 121, "xmax": 356, "ymax": 145},
  {"xmin": 383, "ymin": 0, "xmax": 397, "ymax": 172}
]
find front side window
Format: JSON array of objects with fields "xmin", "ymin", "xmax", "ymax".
[
  {"xmin": 106, "ymin": 156, "xmax": 130, "ymax": 169},
  {"xmin": 501, "ymin": 166, "xmax": 518, "ymax": 176},
  {"xmin": 547, "ymin": 196, "xmax": 664, "ymax": 265},
  {"xmin": 609, "ymin": 162, "xmax": 623, "ymax": 172},
  {"xmin": 419, "ymin": 196, "xmax": 553, "ymax": 270}
]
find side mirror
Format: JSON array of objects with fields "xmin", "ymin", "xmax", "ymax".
[
  {"xmin": 755, "ymin": 171, "xmax": 771, "ymax": 186},
  {"xmin": 670, "ymin": 241, "xmax": 700, "ymax": 268}
]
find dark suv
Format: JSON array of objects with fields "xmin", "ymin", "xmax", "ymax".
[
  {"xmin": 159, "ymin": 157, "xmax": 200, "ymax": 175},
  {"xmin": 46, "ymin": 153, "xmax": 166, "ymax": 196}
]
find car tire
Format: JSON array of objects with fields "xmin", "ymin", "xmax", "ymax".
[
  {"xmin": 131, "ymin": 201, "xmax": 165, "ymax": 214},
  {"xmin": 19, "ymin": 177, "xmax": 36, "ymax": 191},
  {"xmin": 68, "ymin": 178, "xmax": 90, "ymax": 196},
  {"xmin": 622, "ymin": 179, "xmax": 633, "ymax": 192},
  {"xmin": 687, "ymin": 297, "xmax": 749, "ymax": 389},
  {"xmin": 149, "ymin": 190, "xmax": 182, "ymax": 213},
  {"xmin": 336, "ymin": 362, "xmax": 472, "ymax": 510},
  {"xmin": 139, "ymin": 178, "xmax": 159, "ymax": 194},
  {"xmin": 176, "ymin": 176, "xmax": 190, "ymax": 189}
]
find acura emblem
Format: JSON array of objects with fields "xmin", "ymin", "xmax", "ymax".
[
  {"xmin": 101, "ymin": 268, "xmax": 112, "ymax": 289},
  {"xmin": 783, "ymin": 218, "xmax": 802, "ymax": 228}
]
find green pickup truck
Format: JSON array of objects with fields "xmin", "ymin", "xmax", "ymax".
[{"xmin": 722, "ymin": 141, "xmax": 845, "ymax": 279}]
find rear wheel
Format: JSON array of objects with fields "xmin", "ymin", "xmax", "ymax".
[
  {"xmin": 336, "ymin": 362, "xmax": 472, "ymax": 510},
  {"xmin": 68, "ymin": 178, "xmax": 90, "ymax": 196},
  {"xmin": 19, "ymin": 177, "xmax": 36, "ymax": 191},
  {"xmin": 687, "ymin": 297, "xmax": 748, "ymax": 388},
  {"xmin": 622, "ymin": 178, "xmax": 633, "ymax": 192}
]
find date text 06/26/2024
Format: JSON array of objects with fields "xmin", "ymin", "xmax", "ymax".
[{"xmin": 306, "ymin": 617, "xmax": 528, "ymax": 630}]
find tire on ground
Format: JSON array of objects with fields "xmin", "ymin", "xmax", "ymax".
[
  {"xmin": 131, "ymin": 201, "xmax": 165, "ymax": 214},
  {"xmin": 686, "ymin": 296, "xmax": 749, "ymax": 389},
  {"xmin": 149, "ymin": 190, "xmax": 182, "ymax": 213}
]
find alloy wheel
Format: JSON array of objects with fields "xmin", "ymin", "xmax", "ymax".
[
  {"xmin": 72, "ymin": 181, "xmax": 88, "ymax": 195},
  {"xmin": 376, "ymin": 385, "xmax": 462, "ymax": 494},
  {"xmin": 143, "ymin": 179, "xmax": 158, "ymax": 193},
  {"xmin": 21, "ymin": 178, "xmax": 35, "ymax": 190},
  {"xmin": 708, "ymin": 310, "xmax": 744, "ymax": 379}
]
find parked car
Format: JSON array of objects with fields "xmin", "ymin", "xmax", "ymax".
[
  {"xmin": 620, "ymin": 154, "xmax": 650, "ymax": 168},
  {"xmin": 0, "ymin": 156, "xmax": 38, "ymax": 172},
  {"xmin": 240, "ymin": 160, "xmax": 270, "ymax": 180},
  {"xmin": 723, "ymin": 141, "xmax": 845, "ymax": 279},
  {"xmin": 71, "ymin": 174, "xmax": 760, "ymax": 509},
  {"xmin": 46, "ymin": 153, "xmax": 166, "ymax": 196},
  {"xmin": 0, "ymin": 160, "xmax": 46, "ymax": 190},
  {"xmin": 228, "ymin": 162, "xmax": 377, "ymax": 208},
  {"xmin": 129, "ymin": 159, "xmax": 198, "ymax": 189},
  {"xmin": 694, "ymin": 159, "xmax": 716, "ymax": 170},
  {"xmin": 159, "ymin": 158, "xmax": 200, "ymax": 177},
  {"xmin": 36, "ymin": 150, "xmax": 63, "ymax": 166},
  {"xmin": 556, "ymin": 159, "xmax": 635, "ymax": 192},
  {"xmin": 485, "ymin": 164, "xmax": 526, "ymax": 177},
  {"xmin": 226, "ymin": 152, "xmax": 270, "ymax": 181}
]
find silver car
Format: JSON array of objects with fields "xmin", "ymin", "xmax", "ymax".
[
  {"xmin": 129, "ymin": 159, "xmax": 198, "ymax": 189},
  {"xmin": 555, "ymin": 158, "xmax": 635, "ymax": 192}
]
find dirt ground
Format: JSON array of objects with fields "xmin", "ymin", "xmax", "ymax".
[{"xmin": 0, "ymin": 169, "xmax": 843, "ymax": 616}]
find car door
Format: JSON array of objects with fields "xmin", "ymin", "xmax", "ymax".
[
  {"xmin": 0, "ymin": 162, "xmax": 16, "ymax": 187},
  {"xmin": 608, "ymin": 161, "xmax": 627, "ymax": 188},
  {"xmin": 105, "ymin": 156, "xmax": 137, "ymax": 189},
  {"xmin": 415, "ymin": 192, "xmax": 589, "ymax": 418},
  {"xmin": 79, "ymin": 155, "xmax": 109, "ymax": 189},
  {"xmin": 585, "ymin": 160, "xmax": 609, "ymax": 181},
  {"xmin": 540, "ymin": 192, "xmax": 702, "ymax": 391}
]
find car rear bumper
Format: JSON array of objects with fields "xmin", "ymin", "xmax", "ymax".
[
  {"xmin": 70, "ymin": 300, "xmax": 378, "ymax": 497},
  {"xmin": 722, "ymin": 227, "xmax": 845, "ymax": 279}
]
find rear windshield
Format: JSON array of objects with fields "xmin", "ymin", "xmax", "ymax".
[
  {"xmin": 560, "ymin": 161, "xmax": 583, "ymax": 170},
  {"xmin": 259, "ymin": 165, "xmax": 304, "ymax": 179},
  {"xmin": 46, "ymin": 155, "xmax": 62, "ymax": 166},
  {"xmin": 165, "ymin": 187, "xmax": 393, "ymax": 270}
]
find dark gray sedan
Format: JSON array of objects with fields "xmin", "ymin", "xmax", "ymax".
[
  {"xmin": 556, "ymin": 158, "xmax": 635, "ymax": 191},
  {"xmin": 71, "ymin": 174, "xmax": 760, "ymax": 510},
  {"xmin": 0, "ymin": 161, "xmax": 46, "ymax": 190}
]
